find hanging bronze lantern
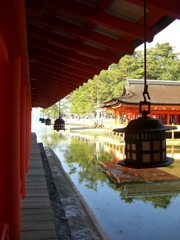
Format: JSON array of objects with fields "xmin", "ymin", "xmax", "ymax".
[
  {"xmin": 53, "ymin": 99, "xmax": 65, "ymax": 131},
  {"xmin": 45, "ymin": 117, "xmax": 51, "ymax": 126},
  {"xmin": 113, "ymin": 104, "xmax": 177, "ymax": 168},
  {"xmin": 53, "ymin": 116, "xmax": 65, "ymax": 131},
  {"xmin": 113, "ymin": 0, "xmax": 176, "ymax": 168},
  {"xmin": 41, "ymin": 117, "xmax": 46, "ymax": 123},
  {"xmin": 53, "ymin": 75, "xmax": 65, "ymax": 131}
]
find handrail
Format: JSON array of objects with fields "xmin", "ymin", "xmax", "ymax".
[{"xmin": 0, "ymin": 223, "xmax": 9, "ymax": 240}]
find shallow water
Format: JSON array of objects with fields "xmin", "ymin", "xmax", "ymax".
[{"xmin": 32, "ymin": 119, "xmax": 180, "ymax": 240}]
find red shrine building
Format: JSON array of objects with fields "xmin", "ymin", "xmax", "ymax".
[{"xmin": 102, "ymin": 79, "xmax": 180, "ymax": 125}]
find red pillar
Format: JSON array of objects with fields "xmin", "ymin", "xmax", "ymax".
[
  {"xmin": 117, "ymin": 110, "xmax": 120, "ymax": 124},
  {"xmin": 167, "ymin": 114, "xmax": 170, "ymax": 125},
  {"xmin": 0, "ymin": 56, "xmax": 21, "ymax": 240},
  {"xmin": 114, "ymin": 111, "xmax": 116, "ymax": 125},
  {"xmin": 26, "ymin": 98, "xmax": 31, "ymax": 172},
  {"xmin": 20, "ymin": 85, "xmax": 27, "ymax": 198}
]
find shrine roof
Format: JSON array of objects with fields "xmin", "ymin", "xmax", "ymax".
[{"xmin": 102, "ymin": 79, "xmax": 180, "ymax": 108}]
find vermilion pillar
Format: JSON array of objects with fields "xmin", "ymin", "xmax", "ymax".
[
  {"xmin": 0, "ymin": 56, "xmax": 21, "ymax": 239},
  {"xmin": 20, "ymin": 85, "xmax": 27, "ymax": 198},
  {"xmin": 117, "ymin": 110, "xmax": 120, "ymax": 124},
  {"xmin": 167, "ymin": 114, "xmax": 170, "ymax": 125},
  {"xmin": 114, "ymin": 111, "xmax": 117, "ymax": 126},
  {"xmin": 26, "ymin": 98, "xmax": 31, "ymax": 172}
]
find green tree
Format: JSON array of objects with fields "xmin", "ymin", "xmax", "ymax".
[
  {"xmin": 67, "ymin": 43, "xmax": 180, "ymax": 115},
  {"xmin": 147, "ymin": 43, "xmax": 180, "ymax": 80}
]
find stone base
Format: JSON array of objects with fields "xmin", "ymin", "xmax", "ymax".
[{"xmin": 118, "ymin": 157, "xmax": 174, "ymax": 169}]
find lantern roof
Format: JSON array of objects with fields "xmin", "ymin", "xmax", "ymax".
[{"xmin": 114, "ymin": 115, "xmax": 177, "ymax": 133}]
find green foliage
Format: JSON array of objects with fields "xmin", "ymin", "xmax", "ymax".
[
  {"xmin": 39, "ymin": 95, "xmax": 71, "ymax": 118},
  {"xmin": 42, "ymin": 43, "xmax": 180, "ymax": 116}
]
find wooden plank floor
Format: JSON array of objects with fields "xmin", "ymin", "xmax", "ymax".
[{"xmin": 20, "ymin": 133, "xmax": 57, "ymax": 240}]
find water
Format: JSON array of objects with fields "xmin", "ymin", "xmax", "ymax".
[{"xmin": 32, "ymin": 118, "xmax": 180, "ymax": 240}]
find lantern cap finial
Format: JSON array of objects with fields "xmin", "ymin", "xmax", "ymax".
[{"xmin": 141, "ymin": 110, "xmax": 148, "ymax": 117}]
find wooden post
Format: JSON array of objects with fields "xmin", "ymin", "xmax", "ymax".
[
  {"xmin": 26, "ymin": 98, "xmax": 31, "ymax": 172},
  {"xmin": 20, "ymin": 85, "xmax": 27, "ymax": 198},
  {"xmin": 167, "ymin": 114, "xmax": 170, "ymax": 125},
  {"xmin": 0, "ymin": 56, "xmax": 21, "ymax": 239}
]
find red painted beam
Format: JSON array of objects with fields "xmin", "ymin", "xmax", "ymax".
[
  {"xmin": 97, "ymin": 0, "xmax": 113, "ymax": 11},
  {"xmin": 25, "ymin": 0, "xmax": 43, "ymax": 16},
  {"xmin": 30, "ymin": 67, "xmax": 88, "ymax": 83},
  {"xmin": 138, "ymin": 11, "xmax": 165, "ymax": 29},
  {"xmin": 32, "ymin": 83, "xmax": 71, "ymax": 94},
  {"xmin": 0, "ymin": 32, "xmax": 8, "ymax": 63},
  {"xmin": 28, "ymin": 51, "xmax": 38, "ymax": 62},
  {"xmin": 37, "ymin": 50, "xmax": 104, "ymax": 71},
  {"xmin": 37, "ymin": 56, "xmax": 100, "ymax": 75},
  {"xmin": 32, "ymin": 85, "xmax": 71, "ymax": 95},
  {"xmin": 32, "ymin": 88, "xmax": 71, "ymax": 101},
  {"xmin": 46, "ymin": 0, "xmax": 155, "ymax": 41},
  {"xmin": 31, "ymin": 75, "xmax": 82, "ymax": 88},
  {"xmin": 30, "ymin": 62, "xmax": 96, "ymax": 79},
  {"xmin": 29, "ymin": 14, "xmax": 135, "ymax": 54},
  {"xmin": 27, "ymin": 36, "xmax": 111, "ymax": 69},
  {"xmin": 27, "ymin": 24, "xmax": 120, "ymax": 62},
  {"xmin": 126, "ymin": 0, "xmax": 180, "ymax": 19}
]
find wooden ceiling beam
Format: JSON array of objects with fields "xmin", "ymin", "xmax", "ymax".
[
  {"xmin": 30, "ymin": 66, "xmax": 88, "ymax": 83},
  {"xmin": 27, "ymin": 24, "xmax": 120, "ymax": 62},
  {"xmin": 46, "ymin": 0, "xmax": 154, "ymax": 42},
  {"xmin": 37, "ymin": 56, "xmax": 100, "ymax": 75},
  {"xmin": 97, "ymin": 0, "xmax": 113, "ymax": 11},
  {"xmin": 28, "ymin": 50, "xmax": 38, "ymax": 62},
  {"xmin": 33, "ymin": 80, "xmax": 73, "ymax": 92},
  {"xmin": 126, "ymin": 0, "xmax": 180, "ymax": 19},
  {"xmin": 33, "ymin": 87, "xmax": 70, "ymax": 100},
  {"xmin": 38, "ymin": 51, "xmax": 103, "ymax": 71},
  {"xmin": 29, "ymin": 15, "xmax": 135, "ymax": 54},
  {"xmin": 31, "ymin": 88, "xmax": 59, "ymax": 98},
  {"xmin": 30, "ymin": 65, "xmax": 61, "ymax": 77},
  {"xmin": 30, "ymin": 61, "xmax": 95, "ymax": 79},
  {"xmin": 25, "ymin": 0, "xmax": 44, "ymax": 16},
  {"xmin": 31, "ymin": 72, "xmax": 82, "ymax": 88},
  {"xmin": 27, "ymin": 36, "xmax": 111, "ymax": 68}
]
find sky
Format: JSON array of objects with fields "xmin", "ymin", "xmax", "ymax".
[{"xmin": 135, "ymin": 19, "xmax": 180, "ymax": 53}]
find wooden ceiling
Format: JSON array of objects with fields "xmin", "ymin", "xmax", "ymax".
[{"xmin": 25, "ymin": 0, "xmax": 179, "ymax": 108}]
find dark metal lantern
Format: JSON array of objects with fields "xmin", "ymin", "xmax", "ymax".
[
  {"xmin": 114, "ymin": 0, "xmax": 176, "ymax": 168},
  {"xmin": 45, "ymin": 118, "xmax": 51, "ymax": 126},
  {"xmin": 40, "ymin": 117, "xmax": 46, "ymax": 123},
  {"xmin": 113, "ymin": 110, "xmax": 177, "ymax": 168},
  {"xmin": 53, "ymin": 117, "xmax": 65, "ymax": 131}
]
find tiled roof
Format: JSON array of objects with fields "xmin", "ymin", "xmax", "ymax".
[
  {"xmin": 122, "ymin": 79, "xmax": 180, "ymax": 104},
  {"xmin": 103, "ymin": 79, "xmax": 180, "ymax": 107}
]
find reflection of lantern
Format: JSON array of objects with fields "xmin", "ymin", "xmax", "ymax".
[
  {"xmin": 114, "ymin": 110, "xmax": 176, "ymax": 168},
  {"xmin": 54, "ymin": 116, "xmax": 65, "ymax": 131},
  {"xmin": 45, "ymin": 118, "xmax": 51, "ymax": 126}
]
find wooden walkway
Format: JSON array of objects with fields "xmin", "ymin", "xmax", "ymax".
[{"xmin": 20, "ymin": 133, "xmax": 57, "ymax": 240}]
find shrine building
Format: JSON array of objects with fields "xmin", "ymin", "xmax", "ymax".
[{"xmin": 102, "ymin": 79, "xmax": 180, "ymax": 125}]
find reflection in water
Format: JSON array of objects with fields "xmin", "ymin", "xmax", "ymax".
[{"xmin": 34, "ymin": 122, "xmax": 180, "ymax": 240}]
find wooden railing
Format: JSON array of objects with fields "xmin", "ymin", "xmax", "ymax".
[{"xmin": 105, "ymin": 123, "xmax": 180, "ymax": 140}]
